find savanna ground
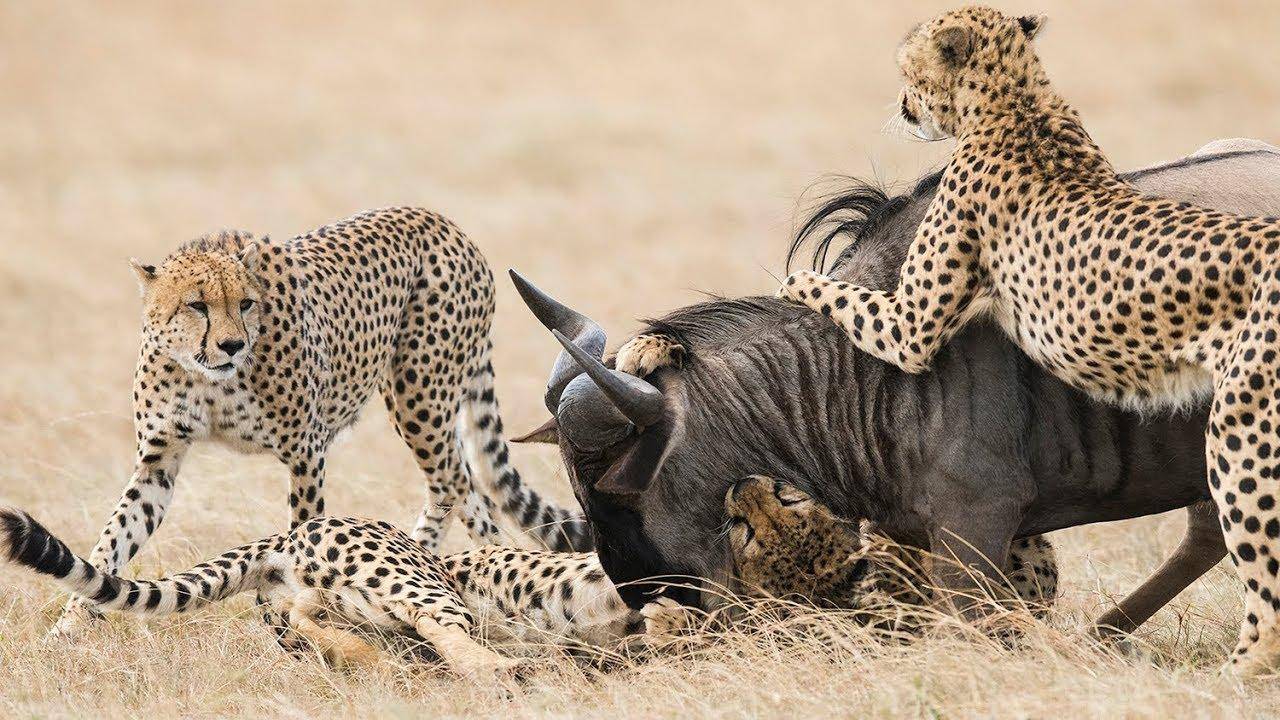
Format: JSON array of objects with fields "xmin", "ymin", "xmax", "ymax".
[{"xmin": 3, "ymin": 1, "xmax": 1280, "ymax": 717}]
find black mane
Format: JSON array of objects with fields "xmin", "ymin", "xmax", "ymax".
[
  {"xmin": 642, "ymin": 296, "xmax": 808, "ymax": 354},
  {"xmin": 786, "ymin": 170, "xmax": 942, "ymax": 274}
]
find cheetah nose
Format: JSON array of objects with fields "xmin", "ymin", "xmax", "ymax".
[
  {"xmin": 218, "ymin": 339, "xmax": 246, "ymax": 357},
  {"xmin": 730, "ymin": 476, "xmax": 755, "ymax": 501}
]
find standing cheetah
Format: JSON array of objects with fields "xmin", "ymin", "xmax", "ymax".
[
  {"xmin": 54, "ymin": 208, "xmax": 589, "ymax": 637},
  {"xmin": 778, "ymin": 5, "xmax": 1280, "ymax": 672},
  {"xmin": 1, "ymin": 509, "xmax": 680, "ymax": 676}
]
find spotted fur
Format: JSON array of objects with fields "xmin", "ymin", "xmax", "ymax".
[
  {"xmin": 778, "ymin": 6, "xmax": 1280, "ymax": 672},
  {"xmin": 3, "ymin": 508, "xmax": 681, "ymax": 675},
  {"xmin": 55, "ymin": 208, "xmax": 589, "ymax": 637}
]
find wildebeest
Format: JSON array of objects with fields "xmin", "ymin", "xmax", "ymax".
[{"xmin": 513, "ymin": 142, "xmax": 1280, "ymax": 633}]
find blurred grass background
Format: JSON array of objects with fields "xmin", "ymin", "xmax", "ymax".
[{"xmin": 2, "ymin": 1, "xmax": 1279, "ymax": 717}]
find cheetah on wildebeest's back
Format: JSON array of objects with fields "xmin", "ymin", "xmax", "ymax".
[
  {"xmin": 778, "ymin": 5, "xmax": 1280, "ymax": 673},
  {"xmin": 52, "ymin": 207, "xmax": 589, "ymax": 638}
]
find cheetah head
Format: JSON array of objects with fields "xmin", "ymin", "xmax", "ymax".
[
  {"xmin": 724, "ymin": 475, "xmax": 867, "ymax": 603},
  {"xmin": 895, "ymin": 6, "xmax": 1046, "ymax": 141},
  {"xmin": 131, "ymin": 232, "xmax": 264, "ymax": 382}
]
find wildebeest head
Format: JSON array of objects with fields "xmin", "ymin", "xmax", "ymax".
[{"xmin": 511, "ymin": 270, "xmax": 881, "ymax": 609}]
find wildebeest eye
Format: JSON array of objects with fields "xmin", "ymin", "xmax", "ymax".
[
  {"xmin": 187, "ymin": 301, "xmax": 208, "ymax": 314},
  {"xmin": 240, "ymin": 299, "xmax": 255, "ymax": 312}
]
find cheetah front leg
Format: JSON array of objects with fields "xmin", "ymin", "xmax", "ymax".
[
  {"xmin": 415, "ymin": 616, "xmax": 521, "ymax": 679},
  {"xmin": 1003, "ymin": 534, "xmax": 1058, "ymax": 616},
  {"xmin": 777, "ymin": 202, "xmax": 983, "ymax": 374},
  {"xmin": 279, "ymin": 436, "xmax": 329, "ymax": 527},
  {"xmin": 615, "ymin": 334, "xmax": 685, "ymax": 377},
  {"xmin": 51, "ymin": 433, "xmax": 191, "ymax": 638}
]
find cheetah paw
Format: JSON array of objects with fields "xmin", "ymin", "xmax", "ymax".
[
  {"xmin": 616, "ymin": 334, "xmax": 685, "ymax": 377},
  {"xmin": 640, "ymin": 596, "xmax": 694, "ymax": 637},
  {"xmin": 776, "ymin": 270, "xmax": 827, "ymax": 304},
  {"xmin": 46, "ymin": 603, "xmax": 101, "ymax": 642}
]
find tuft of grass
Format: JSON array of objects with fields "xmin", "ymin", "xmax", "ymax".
[{"xmin": 4, "ymin": 1, "xmax": 1280, "ymax": 717}]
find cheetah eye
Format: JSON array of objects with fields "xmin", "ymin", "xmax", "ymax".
[
  {"xmin": 240, "ymin": 299, "xmax": 256, "ymax": 312},
  {"xmin": 729, "ymin": 516, "xmax": 755, "ymax": 546},
  {"xmin": 901, "ymin": 98, "xmax": 918, "ymax": 124},
  {"xmin": 187, "ymin": 301, "xmax": 208, "ymax": 314},
  {"xmin": 772, "ymin": 480, "xmax": 808, "ymax": 507}
]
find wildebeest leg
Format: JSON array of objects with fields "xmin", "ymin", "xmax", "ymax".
[
  {"xmin": 926, "ymin": 511, "xmax": 1021, "ymax": 616},
  {"xmin": 1093, "ymin": 500, "xmax": 1226, "ymax": 637}
]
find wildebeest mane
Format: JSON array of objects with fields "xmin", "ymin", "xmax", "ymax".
[
  {"xmin": 786, "ymin": 170, "xmax": 944, "ymax": 274},
  {"xmin": 641, "ymin": 296, "xmax": 811, "ymax": 358}
]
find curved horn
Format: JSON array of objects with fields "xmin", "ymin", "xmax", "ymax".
[
  {"xmin": 509, "ymin": 270, "xmax": 607, "ymax": 411},
  {"xmin": 552, "ymin": 329, "xmax": 666, "ymax": 428},
  {"xmin": 556, "ymin": 374, "xmax": 633, "ymax": 449}
]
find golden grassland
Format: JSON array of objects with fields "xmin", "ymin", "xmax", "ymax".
[{"xmin": 3, "ymin": 1, "xmax": 1280, "ymax": 717}]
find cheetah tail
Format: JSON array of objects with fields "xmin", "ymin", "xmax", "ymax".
[
  {"xmin": 458, "ymin": 342, "xmax": 594, "ymax": 552},
  {"xmin": 0, "ymin": 506, "xmax": 281, "ymax": 615}
]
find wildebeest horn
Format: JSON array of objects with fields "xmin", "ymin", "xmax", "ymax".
[
  {"xmin": 552, "ymin": 329, "xmax": 665, "ymax": 428},
  {"xmin": 509, "ymin": 270, "xmax": 607, "ymax": 412}
]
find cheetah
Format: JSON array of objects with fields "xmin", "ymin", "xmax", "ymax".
[
  {"xmin": 3, "ymin": 508, "xmax": 684, "ymax": 676},
  {"xmin": 0, "ymin": 486, "xmax": 1048, "ymax": 674},
  {"xmin": 54, "ymin": 207, "xmax": 589, "ymax": 637},
  {"xmin": 777, "ymin": 5, "xmax": 1280, "ymax": 672},
  {"xmin": 724, "ymin": 475, "xmax": 1057, "ymax": 619}
]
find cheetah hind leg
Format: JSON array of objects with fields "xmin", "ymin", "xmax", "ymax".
[
  {"xmin": 413, "ymin": 615, "xmax": 521, "ymax": 680},
  {"xmin": 383, "ymin": 361, "xmax": 502, "ymax": 551},
  {"xmin": 1208, "ymin": 299, "xmax": 1280, "ymax": 677},
  {"xmin": 286, "ymin": 596, "xmax": 385, "ymax": 669}
]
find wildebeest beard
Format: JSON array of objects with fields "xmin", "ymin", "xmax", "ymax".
[{"xmin": 523, "ymin": 148, "xmax": 1280, "ymax": 610}]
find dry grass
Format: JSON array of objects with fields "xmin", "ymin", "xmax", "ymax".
[{"xmin": 2, "ymin": 0, "xmax": 1280, "ymax": 717}]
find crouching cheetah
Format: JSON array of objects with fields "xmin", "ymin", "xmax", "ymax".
[
  {"xmin": 778, "ymin": 5, "xmax": 1280, "ymax": 672},
  {"xmin": 724, "ymin": 475, "xmax": 1058, "ymax": 619},
  {"xmin": 55, "ymin": 207, "xmax": 589, "ymax": 638},
  {"xmin": 2, "ymin": 509, "xmax": 681, "ymax": 677}
]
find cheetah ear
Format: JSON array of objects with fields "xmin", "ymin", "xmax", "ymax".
[
  {"xmin": 238, "ymin": 237, "xmax": 264, "ymax": 275},
  {"xmin": 511, "ymin": 417, "xmax": 559, "ymax": 444},
  {"xmin": 934, "ymin": 25, "xmax": 973, "ymax": 67},
  {"xmin": 129, "ymin": 258, "xmax": 157, "ymax": 295},
  {"xmin": 1017, "ymin": 14, "xmax": 1047, "ymax": 40}
]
